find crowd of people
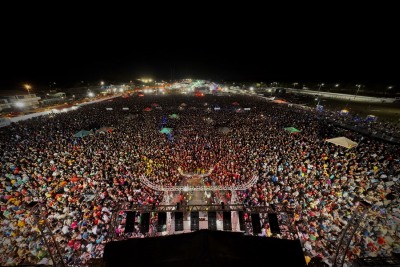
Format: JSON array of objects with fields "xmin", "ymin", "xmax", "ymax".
[{"xmin": 0, "ymin": 93, "xmax": 399, "ymax": 266}]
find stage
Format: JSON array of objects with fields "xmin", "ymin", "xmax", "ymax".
[{"xmin": 104, "ymin": 230, "xmax": 306, "ymax": 267}]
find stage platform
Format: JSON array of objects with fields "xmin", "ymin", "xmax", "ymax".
[{"xmin": 103, "ymin": 230, "xmax": 305, "ymax": 267}]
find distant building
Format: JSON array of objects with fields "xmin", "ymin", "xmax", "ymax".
[
  {"xmin": 51, "ymin": 92, "xmax": 66, "ymax": 98},
  {"xmin": 0, "ymin": 94, "xmax": 41, "ymax": 109},
  {"xmin": 0, "ymin": 99, "xmax": 12, "ymax": 112},
  {"xmin": 41, "ymin": 92, "xmax": 66, "ymax": 105}
]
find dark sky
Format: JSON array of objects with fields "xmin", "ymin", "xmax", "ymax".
[{"xmin": 2, "ymin": 6, "xmax": 399, "ymax": 91}]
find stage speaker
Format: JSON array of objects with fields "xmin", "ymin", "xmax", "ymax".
[
  {"xmin": 223, "ymin": 211, "xmax": 232, "ymax": 231},
  {"xmin": 124, "ymin": 211, "xmax": 136, "ymax": 233},
  {"xmin": 157, "ymin": 212, "xmax": 166, "ymax": 232},
  {"xmin": 238, "ymin": 211, "xmax": 245, "ymax": 231},
  {"xmin": 190, "ymin": 211, "xmax": 199, "ymax": 231},
  {"xmin": 174, "ymin": 212, "xmax": 183, "ymax": 231},
  {"xmin": 251, "ymin": 213, "xmax": 261, "ymax": 234},
  {"xmin": 208, "ymin": 212, "xmax": 217, "ymax": 230},
  {"xmin": 268, "ymin": 213, "xmax": 281, "ymax": 234},
  {"xmin": 140, "ymin": 213, "xmax": 150, "ymax": 233},
  {"xmin": 221, "ymin": 202, "xmax": 225, "ymax": 210}
]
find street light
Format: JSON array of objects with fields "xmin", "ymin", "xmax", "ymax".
[
  {"xmin": 100, "ymin": 81, "xmax": 105, "ymax": 86},
  {"xmin": 24, "ymin": 84, "xmax": 32, "ymax": 95},
  {"xmin": 335, "ymin": 84, "xmax": 340, "ymax": 87},
  {"xmin": 316, "ymin": 97, "xmax": 322, "ymax": 106},
  {"xmin": 354, "ymin": 84, "xmax": 362, "ymax": 99},
  {"xmin": 384, "ymin": 85, "xmax": 393, "ymax": 95},
  {"xmin": 318, "ymin": 83, "xmax": 324, "ymax": 92},
  {"xmin": 345, "ymin": 84, "xmax": 362, "ymax": 109}
]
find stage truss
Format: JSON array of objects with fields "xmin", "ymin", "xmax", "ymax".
[
  {"xmin": 333, "ymin": 200, "xmax": 372, "ymax": 267},
  {"xmin": 139, "ymin": 174, "xmax": 259, "ymax": 192},
  {"xmin": 109, "ymin": 202, "xmax": 298, "ymax": 241},
  {"xmin": 30, "ymin": 203, "xmax": 66, "ymax": 267}
]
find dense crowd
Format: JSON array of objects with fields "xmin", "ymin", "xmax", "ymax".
[{"xmin": 0, "ymin": 94, "xmax": 399, "ymax": 266}]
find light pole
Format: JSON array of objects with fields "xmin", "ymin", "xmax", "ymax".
[
  {"xmin": 316, "ymin": 96, "xmax": 325, "ymax": 107},
  {"xmin": 386, "ymin": 86, "xmax": 393, "ymax": 95},
  {"xmin": 316, "ymin": 97, "xmax": 321, "ymax": 106},
  {"xmin": 318, "ymin": 83, "xmax": 324, "ymax": 93},
  {"xmin": 345, "ymin": 84, "xmax": 362, "ymax": 109},
  {"xmin": 24, "ymin": 84, "xmax": 32, "ymax": 95},
  {"xmin": 354, "ymin": 84, "xmax": 362, "ymax": 100}
]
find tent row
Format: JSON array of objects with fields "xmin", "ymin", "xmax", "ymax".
[{"xmin": 73, "ymin": 127, "xmax": 115, "ymax": 138}]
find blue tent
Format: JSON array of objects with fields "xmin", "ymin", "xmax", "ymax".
[
  {"xmin": 365, "ymin": 115, "xmax": 377, "ymax": 122},
  {"xmin": 167, "ymin": 133, "xmax": 174, "ymax": 141},
  {"xmin": 161, "ymin": 115, "xmax": 168, "ymax": 124},
  {"xmin": 73, "ymin": 130, "xmax": 92, "ymax": 138}
]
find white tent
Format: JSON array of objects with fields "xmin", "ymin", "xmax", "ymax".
[
  {"xmin": 326, "ymin": 137, "xmax": 358, "ymax": 149},
  {"xmin": 218, "ymin": 127, "xmax": 231, "ymax": 134}
]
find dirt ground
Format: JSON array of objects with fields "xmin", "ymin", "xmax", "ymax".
[{"xmin": 288, "ymin": 94, "xmax": 400, "ymax": 124}]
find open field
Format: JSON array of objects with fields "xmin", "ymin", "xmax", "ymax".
[{"xmin": 287, "ymin": 94, "xmax": 400, "ymax": 124}]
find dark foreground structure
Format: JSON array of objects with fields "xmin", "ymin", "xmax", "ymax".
[{"xmin": 103, "ymin": 230, "xmax": 306, "ymax": 267}]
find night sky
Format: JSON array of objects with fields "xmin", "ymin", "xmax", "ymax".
[{"xmin": 2, "ymin": 7, "xmax": 399, "ymax": 91}]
